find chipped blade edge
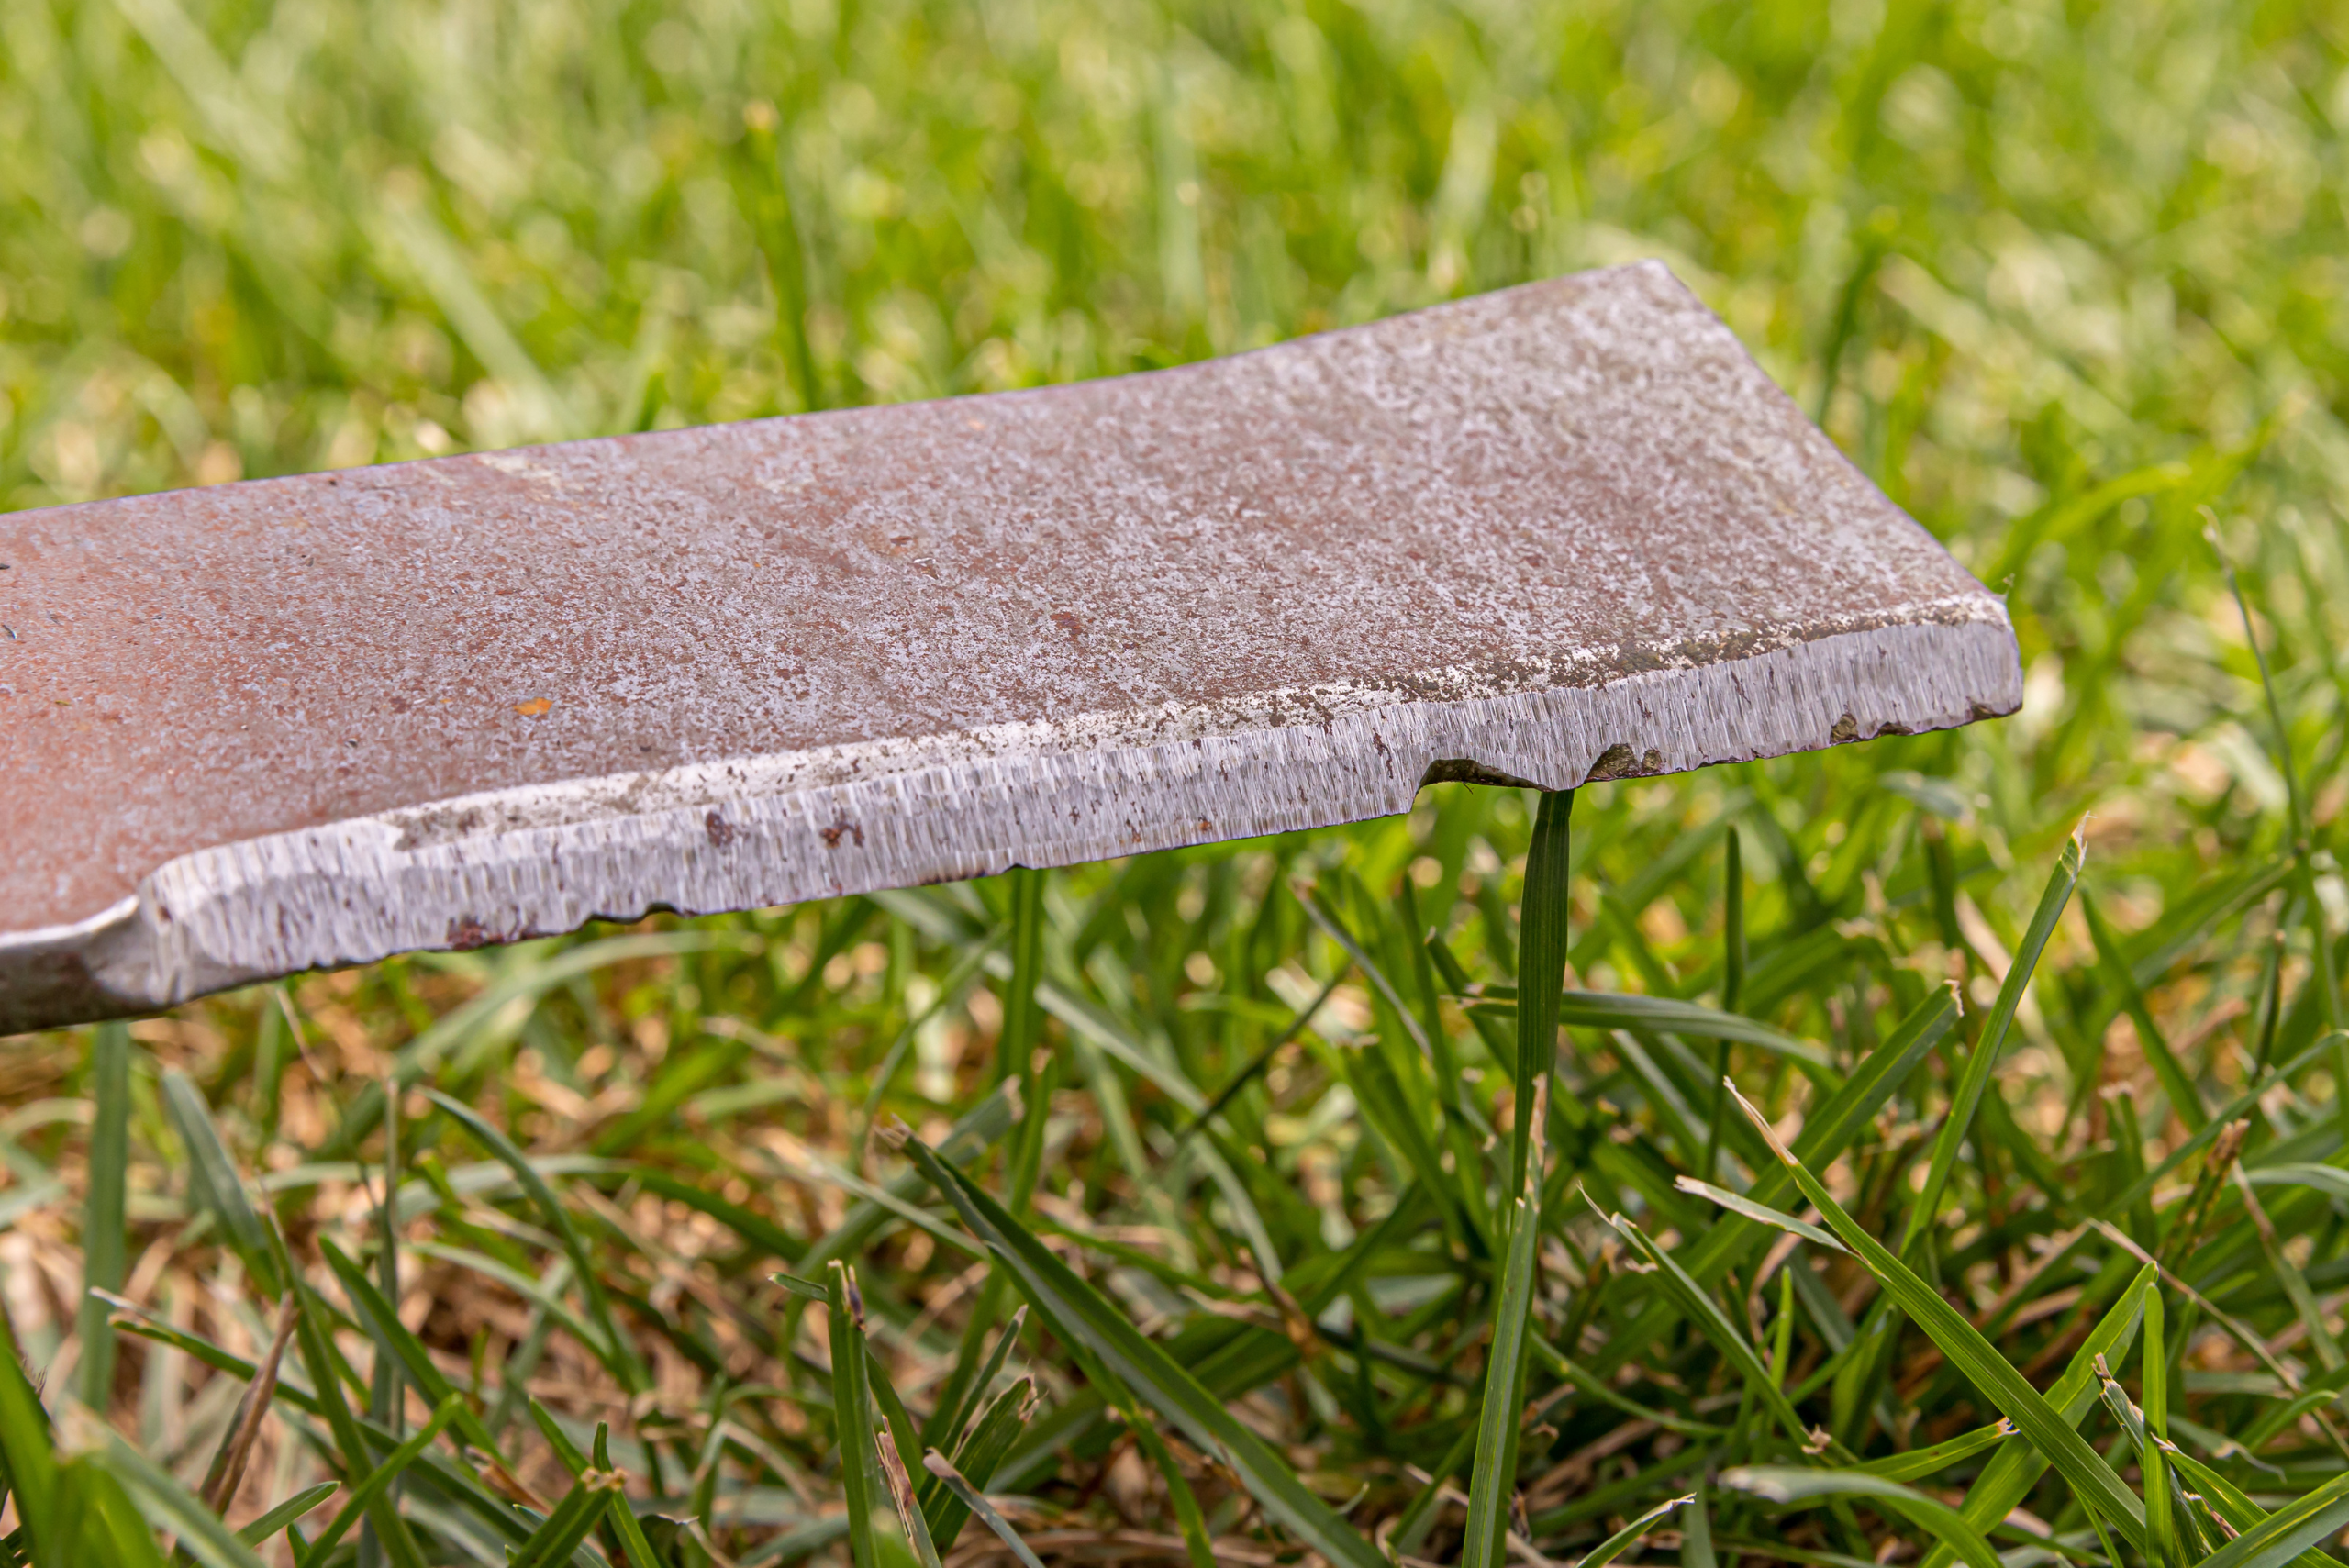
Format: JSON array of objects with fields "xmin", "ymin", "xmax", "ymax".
[{"xmin": 2, "ymin": 613, "xmax": 2020, "ymax": 1031}]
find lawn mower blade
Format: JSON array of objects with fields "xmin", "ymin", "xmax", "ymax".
[{"xmin": 0, "ymin": 261, "xmax": 2019, "ymax": 1030}]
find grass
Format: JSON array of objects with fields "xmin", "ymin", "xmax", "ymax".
[{"xmin": 6, "ymin": 0, "xmax": 2349, "ymax": 1563}]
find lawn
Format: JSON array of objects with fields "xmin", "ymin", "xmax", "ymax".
[{"xmin": 4, "ymin": 0, "xmax": 2349, "ymax": 1564}]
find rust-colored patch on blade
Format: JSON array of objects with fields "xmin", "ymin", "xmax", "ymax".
[{"xmin": 1, "ymin": 262, "xmax": 2008, "ymax": 951}]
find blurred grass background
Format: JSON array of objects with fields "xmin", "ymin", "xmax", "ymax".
[{"xmin": 8, "ymin": 1, "xmax": 2349, "ymax": 1565}]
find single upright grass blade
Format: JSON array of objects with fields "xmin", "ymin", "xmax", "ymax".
[
  {"xmin": 999, "ymin": 866, "xmax": 1049, "ymax": 1211},
  {"xmin": 1680, "ymin": 1474, "xmax": 1716, "ymax": 1568},
  {"xmin": 1463, "ymin": 1193, "xmax": 1542, "ymax": 1568},
  {"xmin": 2143, "ymin": 1283, "xmax": 2177, "ymax": 1568},
  {"xmin": 77, "ymin": 1022, "xmax": 129, "ymax": 1409},
  {"xmin": 1702, "ymin": 825, "xmax": 1746, "ymax": 1181},
  {"xmin": 827, "ymin": 1262, "xmax": 886, "ymax": 1568},
  {"xmin": 1515, "ymin": 789, "xmax": 1573, "ymax": 1192}
]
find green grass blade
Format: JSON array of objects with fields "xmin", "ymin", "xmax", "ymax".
[
  {"xmin": 101, "ymin": 1305, "xmax": 321, "ymax": 1417},
  {"xmin": 1729, "ymin": 1083, "xmax": 2148, "ymax": 1549},
  {"xmin": 1560, "ymin": 993, "xmax": 1837, "ymax": 1078},
  {"xmin": 999, "ymin": 865, "xmax": 1049, "ymax": 1211},
  {"xmin": 896, "ymin": 1130, "xmax": 1388, "ymax": 1568},
  {"xmin": 2243, "ymin": 1164, "xmax": 2349, "ymax": 1200},
  {"xmin": 865, "ymin": 1340, "xmax": 926, "ymax": 1485},
  {"xmin": 2167, "ymin": 1447, "xmax": 2348, "ymax": 1568},
  {"xmin": 1594, "ymin": 984, "xmax": 1958, "ymax": 1377},
  {"xmin": 1704, "ymin": 825, "xmax": 1746, "ymax": 1184},
  {"xmin": 2143, "ymin": 1283, "xmax": 2176, "ymax": 1568},
  {"xmin": 927, "ymin": 1377, "xmax": 1034, "ymax": 1551},
  {"xmin": 506, "ymin": 1469, "xmax": 625, "ymax": 1568},
  {"xmin": 921, "ymin": 1451, "xmax": 1046, "ymax": 1568},
  {"xmin": 1595, "ymin": 1199, "xmax": 1827, "ymax": 1458},
  {"xmin": 829, "ymin": 1262, "xmax": 886, "ymax": 1568},
  {"xmin": 922, "ymin": 1304, "xmax": 1024, "ymax": 1462},
  {"xmin": 160, "ymin": 1071, "xmax": 280, "ymax": 1295},
  {"xmin": 872, "ymin": 1407, "xmax": 945, "ymax": 1568},
  {"xmin": 1463, "ymin": 1194, "xmax": 1542, "ymax": 1568},
  {"xmin": 1566, "ymin": 1493, "xmax": 1689, "ymax": 1568},
  {"xmin": 592, "ymin": 1423, "xmax": 666, "ymax": 1568},
  {"xmin": 90, "ymin": 1435, "xmax": 270, "ymax": 1568},
  {"xmin": 236, "ymin": 1482, "xmax": 337, "ymax": 1546},
  {"xmin": 2082, "ymin": 890, "xmax": 2207, "ymax": 1129},
  {"xmin": 0, "ymin": 1300, "xmax": 61, "ymax": 1566},
  {"xmin": 318, "ymin": 1239, "xmax": 508, "ymax": 1462},
  {"xmin": 76, "ymin": 1462, "xmax": 168, "ymax": 1568},
  {"xmin": 1675, "ymin": 1177, "xmax": 1847, "ymax": 1253},
  {"xmin": 77, "ymin": 1023, "xmax": 129, "ymax": 1409},
  {"xmin": 525, "ymin": 1399, "xmax": 588, "ymax": 1473},
  {"xmin": 294, "ymin": 1393, "xmax": 463, "ymax": 1568},
  {"xmin": 425, "ymin": 1089, "xmax": 645, "ymax": 1392},
  {"xmin": 1852, "ymin": 1419, "xmax": 2010, "ymax": 1482},
  {"xmin": 273, "ymin": 1234, "xmax": 431, "ymax": 1568},
  {"xmin": 1720, "ymin": 1468, "xmax": 1998, "ymax": 1568},
  {"xmin": 1515, "ymin": 789, "xmax": 1573, "ymax": 1193},
  {"xmin": 2199, "ymin": 1474, "xmax": 2349, "ymax": 1568},
  {"xmin": 1681, "ymin": 1473, "xmax": 1716, "ymax": 1568},
  {"xmin": 1901, "ymin": 825, "xmax": 2083, "ymax": 1256},
  {"xmin": 771, "ymin": 1271, "xmax": 828, "ymax": 1303},
  {"xmin": 1130, "ymin": 1418, "xmax": 1216, "ymax": 1568}
]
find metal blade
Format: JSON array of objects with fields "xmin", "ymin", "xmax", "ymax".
[{"xmin": 0, "ymin": 262, "xmax": 2018, "ymax": 1029}]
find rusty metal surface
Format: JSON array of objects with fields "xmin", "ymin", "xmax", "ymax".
[{"xmin": 0, "ymin": 261, "xmax": 2020, "ymax": 1029}]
